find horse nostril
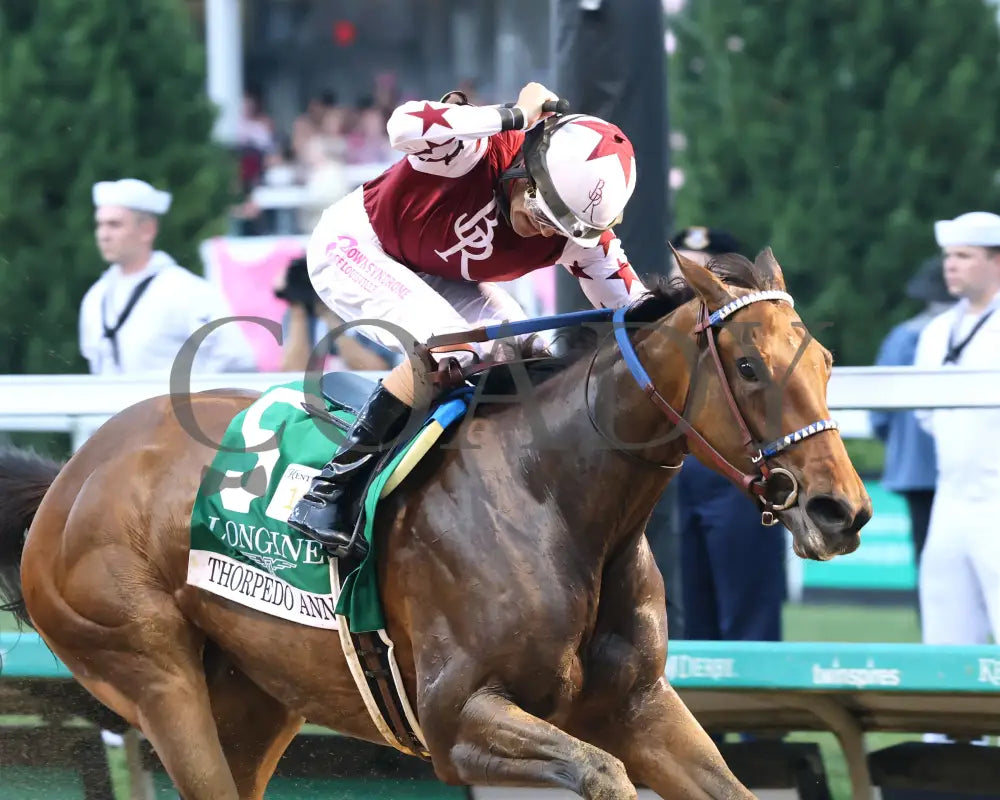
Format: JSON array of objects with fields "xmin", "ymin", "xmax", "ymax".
[
  {"xmin": 805, "ymin": 494, "xmax": 853, "ymax": 532},
  {"xmin": 852, "ymin": 504, "xmax": 872, "ymax": 533}
]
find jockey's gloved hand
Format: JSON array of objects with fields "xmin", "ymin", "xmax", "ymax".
[{"xmin": 515, "ymin": 82, "xmax": 560, "ymax": 129}]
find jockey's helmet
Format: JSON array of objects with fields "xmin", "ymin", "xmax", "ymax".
[{"xmin": 522, "ymin": 114, "xmax": 637, "ymax": 247}]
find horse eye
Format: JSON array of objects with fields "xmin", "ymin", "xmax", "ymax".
[{"xmin": 737, "ymin": 357, "xmax": 760, "ymax": 381}]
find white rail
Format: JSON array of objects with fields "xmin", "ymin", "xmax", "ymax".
[{"xmin": 0, "ymin": 367, "xmax": 996, "ymax": 449}]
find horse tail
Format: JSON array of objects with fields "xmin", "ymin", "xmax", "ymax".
[{"xmin": 0, "ymin": 446, "xmax": 62, "ymax": 629}]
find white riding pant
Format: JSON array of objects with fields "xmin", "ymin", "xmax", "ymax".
[
  {"xmin": 307, "ymin": 187, "xmax": 533, "ymax": 363},
  {"xmin": 919, "ymin": 487, "xmax": 1000, "ymax": 644}
]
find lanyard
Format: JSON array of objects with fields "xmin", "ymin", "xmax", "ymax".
[
  {"xmin": 101, "ymin": 273, "xmax": 157, "ymax": 367},
  {"xmin": 943, "ymin": 300, "xmax": 998, "ymax": 365}
]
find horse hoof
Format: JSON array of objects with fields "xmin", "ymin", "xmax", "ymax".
[{"xmin": 580, "ymin": 755, "xmax": 635, "ymax": 800}]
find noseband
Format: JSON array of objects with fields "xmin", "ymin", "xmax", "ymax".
[{"xmin": 611, "ymin": 292, "xmax": 839, "ymax": 525}]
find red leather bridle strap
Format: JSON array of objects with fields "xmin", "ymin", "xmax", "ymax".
[{"xmin": 610, "ymin": 294, "xmax": 835, "ymax": 518}]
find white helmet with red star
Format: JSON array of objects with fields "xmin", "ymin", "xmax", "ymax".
[{"xmin": 523, "ymin": 114, "xmax": 637, "ymax": 247}]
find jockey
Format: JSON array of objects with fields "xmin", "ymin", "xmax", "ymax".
[{"xmin": 287, "ymin": 81, "xmax": 646, "ymax": 556}]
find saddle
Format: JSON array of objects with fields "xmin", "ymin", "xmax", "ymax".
[{"xmin": 319, "ymin": 371, "xmax": 380, "ymax": 417}]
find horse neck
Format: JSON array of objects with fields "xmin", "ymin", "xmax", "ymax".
[{"xmin": 512, "ymin": 309, "xmax": 697, "ymax": 558}]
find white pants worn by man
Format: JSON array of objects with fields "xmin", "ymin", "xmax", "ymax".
[
  {"xmin": 920, "ymin": 489, "xmax": 998, "ymax": 744},
  {"xmin": 920, "ymin": 489, "xmax": 1000, "ymax": 645},
  {"xmin": 307, "ymin": 188, "xmax": 534, "ymax": 363}
]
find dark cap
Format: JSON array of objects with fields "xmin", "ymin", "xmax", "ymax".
[
  {"xmin": 669, "ymin": 226, "xmax": 742, "ymax": 255},
  {"xmin": 905, "ymin": 255, "xmax": 952, "ymax": 304}
]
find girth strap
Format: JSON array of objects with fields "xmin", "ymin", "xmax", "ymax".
[{"xmin": 351, "ymin": 630, "xmax": 430, "ymax": 760}]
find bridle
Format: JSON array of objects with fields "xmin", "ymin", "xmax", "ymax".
[
  {"xmin": 427, "ymin": 289, "xmax": 838, "ymax": 524},
  {"xmin": 605, "ymin": 291, "xmax": 839, "ymax": 526}
]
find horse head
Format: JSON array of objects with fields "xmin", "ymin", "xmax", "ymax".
[{"xmin": 642, "ymin": 247, "xmax": 872, "ymax": 561}]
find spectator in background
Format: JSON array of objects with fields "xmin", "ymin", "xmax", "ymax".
[
  {"xmin": 293, "ymin": 90, "xmax": 338, "ymax": 164},
  {"xmin": 236, "ymin": 88, "xmax": 276, "ymax": 192},
  {"xmin": 262, "ymin": 141, "xmax": 300, "ymax": 189},
  {"xmin": 298, "ymin": 136, "xmax": 349, "ymax": 236},
  {"xmin": 261, "ymin": 141, "xmax": 304, "ymax": 235},
  {"xmin": 669, "ymin": 226, "xmax": 787, "ymax": 643},
  {"xmin": 274, "ymin": 256, "xmax": 398, "ymax": 373},
  {"xmin": 312, "ymin": 106, "xmax": 350, "ymax": 164},
  {"xmin": 372, "ymin": 71, "xmax": 401, "ymax": 123},
  {"xmin": 870, "ymin": 255, "xmax": 954, "ymax": 591},
  {"xmin": 916, "ymin": 211, "xmax": 1000, "ymax": 646},
  {"xmin": 345, "ymin": 100, "xmax": 394, "ymax": 166},
  {"xmin": 294, "ymin": 105, "xmax": 351, "ymax": 233},
  {"xmin": 232, "ymin": 89, "xmax": 278, "ymax": 236},
  {"xmin": 80, "ymin": 179, "xmax": 256, "ymax": 374}
]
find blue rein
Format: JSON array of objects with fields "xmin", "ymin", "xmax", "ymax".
[{"xmin": 425, "ymin": 297, "xmax": 837, "ymax": 511}]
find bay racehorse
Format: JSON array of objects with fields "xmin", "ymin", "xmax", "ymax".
[{"xmin": 0, "ymin": 250, "xmax": 870, "ymax": 799}]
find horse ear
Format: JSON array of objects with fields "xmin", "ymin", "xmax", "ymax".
[
  {"xmin": 754, "ymin": 247, "xmax": 787, "ymax": 291},
  {"xmin": 671, "ymin": 244, "xmax": 732, "ymax": 309}
]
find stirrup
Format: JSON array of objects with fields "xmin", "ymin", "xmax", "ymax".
[
  {"xmin": 327, "ymin": 526, "xmax": 370, "ymax": 561},
  {"xmin": 289, "ymin": 510, "xmax": 370, "ymax": 561}
]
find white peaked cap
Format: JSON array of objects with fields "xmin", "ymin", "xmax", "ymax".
[
  {"xmin": 934, "ymin": 211, "xmax": 1000, "ymax": 247},
  {"xmin": 92, "ymin": 178, "xmax": 172, "ymax": 215}
]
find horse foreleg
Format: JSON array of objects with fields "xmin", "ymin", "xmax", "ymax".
[
  {"xmin": 447, "ymin": 691, "xmax": 637, "ymax": 800},
  {"xmin": 581, "ymin": 678, "xmax": 754, "ymax": 800}
]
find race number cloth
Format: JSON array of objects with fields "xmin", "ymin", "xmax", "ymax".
[{"xmin": 188, "ymin": 380, "xmax": 468, "ymax": 632}]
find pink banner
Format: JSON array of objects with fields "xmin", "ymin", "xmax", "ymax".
[{"xmin": 201, "ymin": 236, "xmax": 307, "ymax": 372}]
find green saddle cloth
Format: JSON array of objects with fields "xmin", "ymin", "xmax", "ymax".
[{"xmin": 188, "ymin": 379, "xmax": 466, "ymax": 632}]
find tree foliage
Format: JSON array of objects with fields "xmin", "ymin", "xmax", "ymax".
[
  {"xmin": 670, "ymin": 0, "xmax": 1000, "ymax": 363},
  {"xmin": 0, "ymin": 0, "xmax": 234, "ymax": 373}
]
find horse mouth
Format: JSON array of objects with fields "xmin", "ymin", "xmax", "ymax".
[
  {"xmin": 792, "ymin": 538, "xmax": 836, "ymax": 561},
  {"xmin": 786, "ymin": 507, "xmax": 861, "ymax": 561}
]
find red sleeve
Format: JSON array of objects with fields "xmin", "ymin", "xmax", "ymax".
[{"xmin": 485, "ymin": 129, "xmax": 526, "ymax": 176}]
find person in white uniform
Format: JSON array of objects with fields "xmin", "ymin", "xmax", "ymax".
[
  {"xmin": 79, "ymin": 179, "xmax": 256, "ymax": 375},
  {"xmin": 915, "ymin": 211, "xmax": 1000, "ymax": 644}
]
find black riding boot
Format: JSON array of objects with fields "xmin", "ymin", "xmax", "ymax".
[{"xmin": 287, "ymin": 383, "xmax": 411, "ymax": 558}]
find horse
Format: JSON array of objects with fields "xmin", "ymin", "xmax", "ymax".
[{"xmin": 0, "ymin": 250, "xmax": 871, "ymax": 800}]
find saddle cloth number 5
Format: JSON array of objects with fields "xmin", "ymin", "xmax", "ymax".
[{"xmin": 217, "ymin": 387, "xmax": 306, "ymax": 515}]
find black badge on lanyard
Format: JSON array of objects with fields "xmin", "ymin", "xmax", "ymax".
[{"xmin": 943, "ymin": 309, "xmax": 995, "ymax": 365}]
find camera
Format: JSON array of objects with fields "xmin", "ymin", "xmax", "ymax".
[{"xmin": 274, "ymin": 256, "xmax": 321, "ymax": 315}]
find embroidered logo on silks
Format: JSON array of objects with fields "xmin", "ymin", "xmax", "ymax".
[
  {"xmin": 434, "ymin": 197, "xmax": 498, "ymax": 279},
  {"xmin": 583, "ymin": 178, "xmax": 605, "ymax": 222},
  {"xmin": 326, "ymin": 235, "xmax": 412, "ymax": 300}
]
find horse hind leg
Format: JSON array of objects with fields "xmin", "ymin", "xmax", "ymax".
[
  {"xmin": 446, "ymin": 691, "xmax": 637, "ymax": 800},
  {"xmin": 51, "ymin": 631, "xmax": 301, "ymax": 799},
  {"xmin": 203, "ymin": 644, "xmax": 304, "ymax": 799},
  {"xmin": 35, "ymin": 611, "xmax": 242, "ymax": 799}
]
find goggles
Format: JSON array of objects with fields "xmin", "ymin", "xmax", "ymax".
[{"xmin": 523, "ymin": 184, "xmax": 611, "ymax": 246}]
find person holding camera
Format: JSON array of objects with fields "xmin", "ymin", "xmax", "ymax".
[{"xmin": 274, "ymin": 256, "xmax": 398, "ymax": 373}]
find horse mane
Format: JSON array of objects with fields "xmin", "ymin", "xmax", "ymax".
[{"xmin": 476, "ymin": 252, "xmax": 774, "ymax": 395}]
